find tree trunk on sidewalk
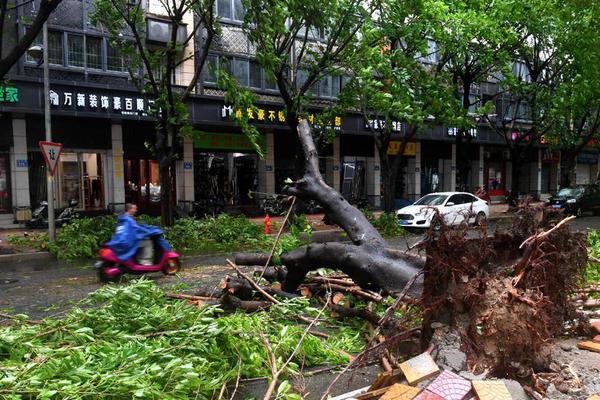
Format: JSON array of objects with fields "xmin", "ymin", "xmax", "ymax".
[
  {"xmin": 561, "ymin": 152, "xmax": 577, "ymax": 188},
  {"xmin": 236, "ymin": 120, "xmax": 423, "ymax": 295}
]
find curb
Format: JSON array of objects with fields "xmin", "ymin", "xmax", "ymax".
[{"xmin": 0, "ymin": 251, "xmax": 55, "ymax": 264}]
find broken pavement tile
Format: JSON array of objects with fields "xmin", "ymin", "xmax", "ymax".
[
  {"xmin": 413, "ymin": 390, "xmax": 446, "ymax": 400},
  {"xmin": 399, "ymin": 352, "xmax": 440, "ymax": 385},
  {"xmin": 426, "ymin": 370, "xmax": 473, "ymax": 400},
  {"xmin": 380, "ymin": 383, "xmax": 422, "ymax": 400},
  {"xmin": 587, "ymin": 395, "xmax": 600, "ymax": 400},
  {"xmin": 472, "ymin": 380, "xmax": 511, "ymax": 400},
  {"xmin": 577, "ymin": 341, "xmax": 600, "ymax": 354},
  {"xmin": 591, "ymin": 320, "xmax": 600, "ymax": 334}
]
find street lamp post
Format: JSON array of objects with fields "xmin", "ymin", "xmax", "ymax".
[{"xmin": 28, "ymin": 22, "xmax": 55, "ymax": 242}]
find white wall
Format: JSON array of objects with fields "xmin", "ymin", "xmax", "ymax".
[{"xmin": 11, "ymin": 119, "xmax": 30, "ymax": 208}]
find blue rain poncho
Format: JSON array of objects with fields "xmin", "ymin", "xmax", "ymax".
[{"xmin": 106, "ymin": 214, "xmax": 171, "ymax": 262}]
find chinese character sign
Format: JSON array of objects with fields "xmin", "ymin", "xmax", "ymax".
[
  {"xmin": 220, "ymin": 105, "xmax": 342, "ymax": 131},
  {"xmin": 43, "ymin": 88, "xmax": 151, "ymax": 117},
  {"xmin": 0, "ymin": 86, "xmax": 19, "ymax": 103}
]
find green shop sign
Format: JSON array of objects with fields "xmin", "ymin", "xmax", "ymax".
[
  {"xmin": 0, "ymin": 86, "xmax": 18, "ymax": 103},
  {"xmin": 193, "ymin": 132, "xmax": 265, "ymax": 152}
]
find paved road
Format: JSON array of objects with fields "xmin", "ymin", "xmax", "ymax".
[{"xmin": 2, "ymin": 215, "xmax": 600, "ymax": 322}]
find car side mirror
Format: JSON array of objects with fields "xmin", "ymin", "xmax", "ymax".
[{"xmin": 446, "ymin": 202, "xmax": 455, "ymax": 206}]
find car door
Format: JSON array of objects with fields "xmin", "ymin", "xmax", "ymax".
[
  {"xmin": 590, "ymin": 186, "xmax": 600, "ymax": 213},
  {"xmin": 581, "ymin": 187, "xmax": 593, "ymax": 211},
  {"xmin": 461, "ymin": 194, "xmax": 478, "ymax": 223},
  {"xmin": 443, "ymin": 194, "xmax": 465, "ymax": 225}
]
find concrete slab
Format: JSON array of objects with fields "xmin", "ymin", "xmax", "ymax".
[
  {"xmin": 472, "ymin": 380, "xmax": 511, "ymax": 400},
  {"xmin": 380, "ymin": 383, "xmax": 422, "ymax": 400},
  {"xmin": 426, "ymin": 370, "xmax": 472, "ymax": 400},
  {"xmin": 399, "ymin": 352, "xmax": 440, "ymax": 385}
]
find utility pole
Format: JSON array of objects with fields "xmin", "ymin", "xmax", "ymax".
[{"xmin": 42, "ymin": 22, "xmax": 55, "ymax": 242}]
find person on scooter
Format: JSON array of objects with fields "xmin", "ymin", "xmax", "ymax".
[{"xmin": 106, "ymin": 203, "xmax": 169, "ymax": 265}]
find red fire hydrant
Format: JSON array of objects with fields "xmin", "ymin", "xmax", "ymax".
[{"xmin": 264, "ymin": 214, "xmax": 272, "ymax": 235}]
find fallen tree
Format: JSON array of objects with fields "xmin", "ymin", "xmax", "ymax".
[{"xmin": 236, "ymin": 120, "xmax": 423, "ymax": 295}]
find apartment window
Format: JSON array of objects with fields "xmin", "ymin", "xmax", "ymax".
[
  {"xmin": 320, "ymin": 75, "xmax": 332, "ymax": 97},
  {"xmin": 460, "ymin": 94, "xmax": 479, "ymax": 114},
  {"xmin": 48, "ymin": 31, "xmax": 64, "ymax": 65},
  {"xmin": 264, "ymin": 71, "xmax": 277, "ymax": 90},
  {"xmin": 249, "ymin": 60, "xmax": 262, "ymax": 88},
  {"xmin": 217, "ymin": 0, "xmax": 245, "ymax": 21},
  {"xmin": 204, "ymin": 54, "xmax": 219, "ymax": 83},
  {"xmin": 234, "ymin": 0, "xmax": 245, "ymax": 20},
  {"xmin": 107, "ymin": 43, "xmax": 125, "ymax": 72},
  {"xmin": 233, "ymin": 58, "xmax": 249, "ymax": 85},
  {"xmin": 67, "ymin": 34, "xmax": 84, "ymax": 67},
  {"xmin": 86, "ymin": 37, "xmax": 103, "ymax": 69},
  {"xmin": 332, "ymin": 75, "xmax": 341, "ymax": 97},
  {"xmin": 512, "ymin": 61, "xmax": 531, "ymax": 83}
]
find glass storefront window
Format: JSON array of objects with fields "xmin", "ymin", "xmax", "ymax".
[{"xmin": 28, "ymin": 152, "xmax": 105, "ymax": 210}]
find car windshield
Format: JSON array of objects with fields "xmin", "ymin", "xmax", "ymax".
[
  {"xmin": 414, "ymin": 194, "xmax": 448, "ymax": 206},
  {"xmin": 557, "ymin": 187, "xmax": 584, "ymax": 197}
]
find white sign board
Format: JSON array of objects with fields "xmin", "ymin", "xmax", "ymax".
[{"xmin": 39, "ymin": 141, "xmax": 63, "ymax": 176}]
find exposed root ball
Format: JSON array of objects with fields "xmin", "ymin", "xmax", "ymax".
[{"xmin": 421, "ymin": 204, "xmax": 588, "ymax": 377}]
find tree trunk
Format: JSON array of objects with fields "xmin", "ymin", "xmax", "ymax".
[
  {"xmin": 237, "ymin": 120, "xmax": 423, "ymax": 295},
  {"xmin": 158, "ymin": 151, "xmax": 174, "ymax": 227},
  {"xmin": 562, "ymin": 153, "xmax": 577, "ymax": 188},
  {"xmin": 508, "ymin": 148, "xmax": 521, "ymax": 207}
]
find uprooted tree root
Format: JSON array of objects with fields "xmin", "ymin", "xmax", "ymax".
[{"xmin": 421, "ymin": 205, "xmax": 589, "ymax": 377}]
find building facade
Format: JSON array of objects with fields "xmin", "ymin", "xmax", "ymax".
[{"xmin": 0, "ymin": 0, "xmax": 598, "ymax": 226}]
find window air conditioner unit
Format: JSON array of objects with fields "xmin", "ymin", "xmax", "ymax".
[{"xmin": 146, "ymin": 18, "xmax": 187, "ymax": 45}]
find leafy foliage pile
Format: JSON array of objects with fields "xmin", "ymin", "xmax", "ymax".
[
  {"xmin": 363, "ymin": 210, "xmax": 408, "ymax": 238},
  {"xmin": 0, "ymin": 280, "xmax": 362, "ymax": 399}
]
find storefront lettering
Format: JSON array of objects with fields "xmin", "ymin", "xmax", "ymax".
[
  {"xmin": 0, "ymin": 86, "xmax": 19, "ymax": 103},
  {"xmin": 46, "ymin": 89, "xmax": 151, "ymax": 117},
  {"xmin": 194, "ymin": 131, "xmax": 266, "ymax": 152},
  {"xmin": 448, "ymin": 127, "xmax": 477, "ymax": 138},
  {"xmin": 220, "ymin": 105, "xmax": 342, "ymax": 131},
  {"xmin": 366, "ymin": 119, "xmax": 402, "ymax": 132},
  {"xmin": 387, "ymin": 141, "xmax": 416, "ymax": 156}
]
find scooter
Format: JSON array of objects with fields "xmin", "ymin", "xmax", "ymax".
[
  {"xmin": 25, "ymin": 199, "xmax": 79, "ymax": 228},
  {"xmin": 94, "ymin": 234, "xmax": 181, "ymax": 282}
]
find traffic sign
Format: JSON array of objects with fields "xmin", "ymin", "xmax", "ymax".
[{"xmin": 39, "ymin": 141, "xmax": 63, "ymax": 176}]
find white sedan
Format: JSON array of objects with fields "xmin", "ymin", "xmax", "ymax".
[{"xmin": 396, "ymin": 192, "xmax": 489, "ymax": 229}]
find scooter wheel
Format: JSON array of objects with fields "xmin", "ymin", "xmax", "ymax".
[
  {"xmin": 97, "ymin": 262, "xmax": 120, "ymax": 283},
  {"xmin": 163, "ymin": 258, "xmax": 181, "ymax": 275}
]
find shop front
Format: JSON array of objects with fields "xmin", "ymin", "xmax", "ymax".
[
  {"xmin": 541, "ymin": 149, "xmax": 559, "ymax": 195},
  {"xmin": 26, "ymin": 116, "xmax": 111, "ymax": 212},
  {"xmin": 340, "ymin": 134, "xmax": 374, "ymax": 204},
  {"xmin": 484, "ymin": 146, "xmax": 508, "ymax": 197},
  {"xmin": 193, "ymin": 131, "xmax": 264, "ymax": 212},
  {"xmin": 420, "ymin": 141, "xmax": 452, "ymax": 196}
]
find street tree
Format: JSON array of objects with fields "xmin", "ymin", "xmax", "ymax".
[
  {"xmin": 482, "ymin": 0, "xmax": 600, "ymax": 197},
  {"xmin": 545, "ymin": 0, "xmax": 600, "ymax": 186},
  {"xmin": 433, "ymin": 0, "xmax": 529, "ymax": 193},
  {"xmin": 91, "ymin": 0, "xmax": 218, "ymax": 226},
  {"xmin": 339, "ymin": 0, "xmax": 459, "ymax": 212},
  {"xmin": 235, "ymin": 0, "xmax": 373, "ymax": 176},
  {"xmin": 0, "ymin": 0, "xmax": 63, "ymax": 80}
]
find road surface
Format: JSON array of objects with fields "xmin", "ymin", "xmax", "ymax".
[{"xmin": 1, "ymin": 215, "xmax": 599, "ymax": 322}]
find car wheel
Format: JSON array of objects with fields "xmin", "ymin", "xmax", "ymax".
[{"xmin": 475, "ymin": 212, "xmax": 487, "ymax": 226}]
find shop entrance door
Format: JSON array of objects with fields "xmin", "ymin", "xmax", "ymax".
[
  {"xmin": 485, "ymin": 161, "xmax": 505, "ymax": 196},
  {"xmin": 124, "ymin": 159, "xmax": 176, "ymax": 215},
  {"xmin": 56, "ymin": 153, "xmax": 105, "ymax": 210}
]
